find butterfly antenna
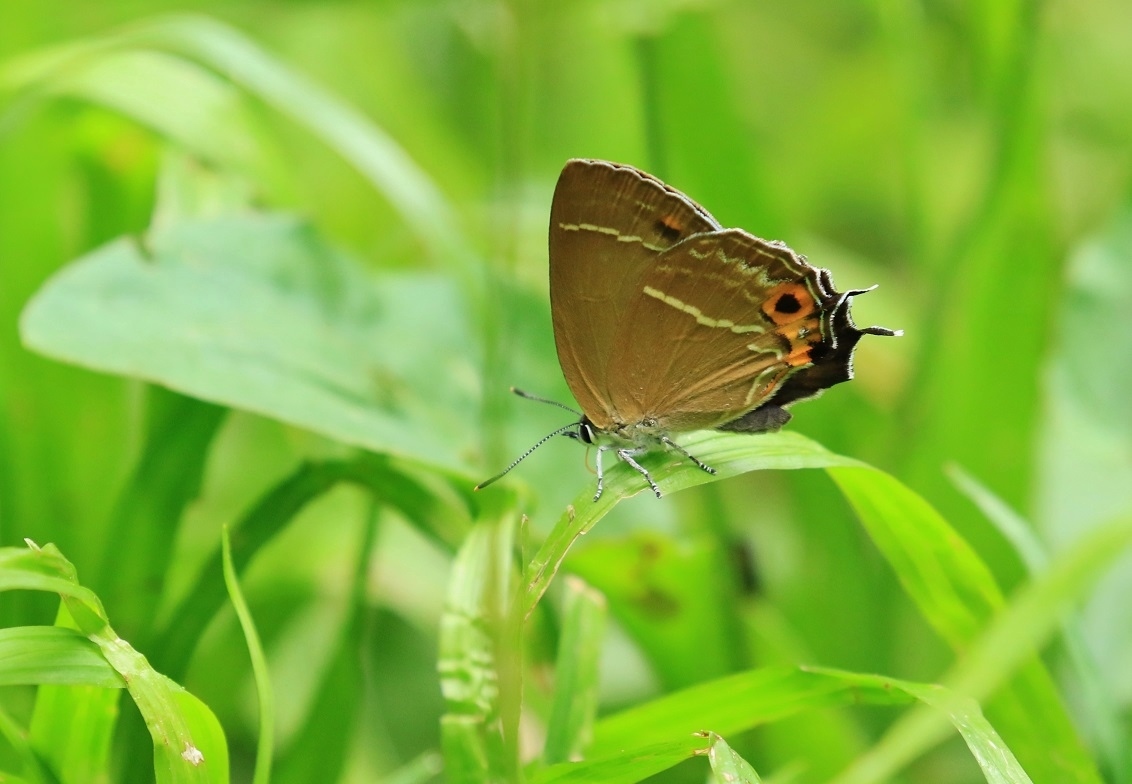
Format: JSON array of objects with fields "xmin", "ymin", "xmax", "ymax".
[
  {"xmin": 475, "ymin": 422, "xmax": 580, "ymax": 491},
  {"xmin": 510, "ymin": 387, "xmax": 581, "ymax": 416}
]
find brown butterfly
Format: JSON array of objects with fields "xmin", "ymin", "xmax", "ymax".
[{"xmin": 478, "ymin": 159, "xmax": 899, "ymax": 500}]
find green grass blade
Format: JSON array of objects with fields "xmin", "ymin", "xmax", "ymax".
[
  {"xmin": 947, "ymin": 463, "xmax": 1049, "ymax": 572},
  {"xmin": 828, "ymin": 465, "xmax": 1002, "ymax": 647},
  {"xmin": 543, "ymin": 577, "xmax": 606, "ymax": 765},
  {"xmin": 28, "ymin": 684, "xmax": 118, "ymax": 784},
  {"xmin": 829, "ymin": 464, "xmax": 1101, "ymax": 782},
  {"xmin": 272, "ymin": 502, "xmax": 378, "ymax": 784},
  {"xmin": 4, "ymin": 605, "xmax": 119, "ymax": 783},
  {"xmin": 523, "ymin": 430, "xmax": 859, "ymax": 618},
  {"xmin": 439, "ymin": 512, "xmax": 522, "ymax": 783},
  {"xmin": 590, "ymin": 667, "xmax": 912, "ymax": 758},
  {"xmin": 0, "ymin": 699, "xmax": 59, "ymax": 784},
  {"xmin": 0, "ymin": 627, "xmax": 122, "ymax": 688},
  {"xmin": 2, "ymin": 48, "xmax": 266, "ymax": 176},
  {"xmin": 133, "ymin": 14, "xmax": 472, "ymax": 268},
  {"xmin": 946, "ymin": 513, "xmax": 1132, "ymax": 722},
  {"xmin": 587, "ymin": 664, "xmax": 1032, "ymax": 784},
  {"xmin": 95, "ymin": 388, "xmax": 224, "ymax": 643},
  {"xmin": 531, "ymin": 736, "xmax": 707, "ymax": 784},
  {"xmin": 385, "ymin": 751, "xmax": 444, "ymax": 784},
  {"xmin": 220, "ymin": 526, "xmax": 273, "ymax": 784},
  {"xmin": 895, "ymin": 0, "xmax": 1055, "ymax": 586},
  {"xmin": 0, "ymin": 15, "xmax": 470, "ymax": 270},
  {"xmin": 272, "ymin": 625, "xmax": 363, "ymax": 784},
  {"xmin": 7, "ymin": 541, "xmax": 229, "ymax": 783},
  {"xmin": 828, "ymin": 487, "xmax": 1132, "ymax": 783},
  {"xmin": 808, "ymin": 669, "xmax": 1030, "ymax": 784},
  {"xmin": 702, "ymin": 732, "xmax": 763, "ymax": 784},
  {"xmin": 154, "ymin": 454, "xmax": 470, "ymax": 678},
  {"xmin": 949, "ymin": 463, "xmax": 1129, "ymax": 783}
]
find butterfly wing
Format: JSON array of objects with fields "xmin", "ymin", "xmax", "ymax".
[
  {"xmin": 549, "ymin": 159, "xmax": 721, "ymax": 429},
  {"xmin": 605, "ymin": 229, "xmax": 838, "ymax": 431}
]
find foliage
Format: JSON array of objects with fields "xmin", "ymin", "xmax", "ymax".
[{"xmin": 1, "ymin": 2, "xmax": 1131, "ymax": 783}]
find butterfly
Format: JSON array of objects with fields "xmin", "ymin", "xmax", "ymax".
[{"xmin": 478, "ymin": 159, "xmax": 900, "ymax": 500}]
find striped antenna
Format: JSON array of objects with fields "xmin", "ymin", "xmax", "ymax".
[{"xmin": 474, "ymin": 422, "xmax": 579, "ymax": 491}]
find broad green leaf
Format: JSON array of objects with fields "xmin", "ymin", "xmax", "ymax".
[
  {"xmin": 20, "ymin": 215, "xmax": 479, "ymax": 473},
  {"xmin": 151, "ymin": 689, "xmax": 229, "ymax": 784}
]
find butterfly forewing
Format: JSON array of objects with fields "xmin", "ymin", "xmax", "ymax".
[
  {"xmin": 549, "ymin": 160, "xmax": 722, "ymax": 429},
  {"xmin": 606, "ymin": 230, "xmax": 830, "ymax": 431}
]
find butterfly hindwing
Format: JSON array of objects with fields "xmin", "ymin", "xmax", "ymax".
[{"xmin": 606, "ymin": 229, "xmax": 833, "ymax": 431}]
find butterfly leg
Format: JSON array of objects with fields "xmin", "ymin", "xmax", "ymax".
[
  {"xmin": 617, "ymin": 448, "xmax": 662, "ymax": 498},
  {"xmin": 660, "ymin": 436, "xmax": 716, "ymax": 475},
  {"xmin": 593, "ymin": 445, "xmax": 612, "ymax": 501}
]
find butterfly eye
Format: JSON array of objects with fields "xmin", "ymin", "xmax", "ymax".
[
  {"xmin": 579, "ymin": 422, "xmax": 597, "ymax": 444},
  {"xmin": 775, "ymin": 293, "xmax": 802, "ymax": 314}
]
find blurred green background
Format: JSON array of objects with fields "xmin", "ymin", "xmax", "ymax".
[{"xmin": 1, "ymin": 1, "xmax": 1131, "ymax": 782}]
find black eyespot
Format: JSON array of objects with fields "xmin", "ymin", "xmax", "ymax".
[
  {"xmin": 775, "ymin": 293, "xmax": 801, "ymax": 314},
  {"xmin": 654, "ymin": 218, "xmax": 682, "ymax": 242}
]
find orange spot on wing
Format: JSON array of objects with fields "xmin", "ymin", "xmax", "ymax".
[
  {"xmin": 786, "ymin": 345, "xmax": 813, "ymax": 366},
  {"xmin": 761, "ymin": 283, "xmax": 816, "ymax": 326},
  {"xmin": 654, "ymin": 214, "xmax": 685, "ymax": 241}
]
